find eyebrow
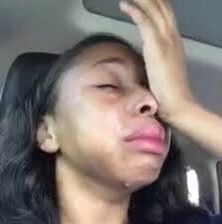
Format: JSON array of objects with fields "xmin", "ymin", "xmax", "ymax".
[{"xmin": 92, "ymin": 57, "xmax": 126, "ymax": 67}]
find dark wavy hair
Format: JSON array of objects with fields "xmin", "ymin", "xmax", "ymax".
[{"xmin": 0, "ymin": 34, "xmax": 206, "ymax": 224}]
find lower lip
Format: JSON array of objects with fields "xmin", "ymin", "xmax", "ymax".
[{"xmin": 124, "ymin": 138, "xmax": 165, "ymax": 155}]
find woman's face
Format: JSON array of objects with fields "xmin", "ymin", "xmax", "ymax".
[{"xmin": 53, "ymin": 42, "xmax": 171, "ymax": 191}]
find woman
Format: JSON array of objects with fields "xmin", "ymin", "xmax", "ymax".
[
  {"xmin": 0, "ymin": 1, "xmax": 220, "ymax": 224},
  {"xmin": 0, "ymin": 35, "xmax": 213, "ymax": 224}
]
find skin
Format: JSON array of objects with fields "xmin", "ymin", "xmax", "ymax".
[
  {"xmin": 120, "ymin": 0, "xmax": 222, "ymax": 159},
  {"xmin": 35, "ymin": 0, "xmax": 222, "ymax": 222},
  {"xmin": 37, "ymin": 43, "xmax": 171, "ymax": 224}
]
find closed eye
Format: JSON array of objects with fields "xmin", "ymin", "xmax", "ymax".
[{"xmin": 95, "ymin": 84, "xmax": 118, "ymax": 89}]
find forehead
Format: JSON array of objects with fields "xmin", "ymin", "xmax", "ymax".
[
  {"xmin": 58, "ymin": 42, "xmax": 146, "ymax": 91},
  {"xmin": 78, "ymin": 42, "xmax": 141, "ymax": 66},
  {"xmin": 56, "ymin": 42, "xmax": 148, "ymax": 106}
]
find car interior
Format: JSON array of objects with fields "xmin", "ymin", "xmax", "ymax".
[{"xmin": 0, "ymin": 0, "xmax": 221, "ymax": 216}]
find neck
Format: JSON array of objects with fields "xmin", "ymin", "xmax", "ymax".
[{"xmin": 56, "ymin": 157, "xmax": 131, "ymax": 224}]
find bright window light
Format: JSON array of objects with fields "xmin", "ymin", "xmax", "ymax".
[{"xmin": 186, "ymin": 168, "xmax": 200, "ymax": 205}]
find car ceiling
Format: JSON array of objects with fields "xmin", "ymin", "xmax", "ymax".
[
  {"xmin": 84, "ymin": 0, "xmax": 222, "ymax": 48},
  {"xmin": 0, "ymin": 0, "xmax": 221, "ymax": 211}
]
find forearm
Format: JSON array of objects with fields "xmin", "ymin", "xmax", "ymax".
[
  {"xmin": 119, "ymin": 0, "xmax": 222, "ymax": 159},
  {"xmin": 169, "ymin": 102, "xmax": 222, "ymax": 159}
]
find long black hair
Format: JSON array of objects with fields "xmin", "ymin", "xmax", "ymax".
[{"xmin": 0, "ymin": 34, "xmax": 206, "ymax": 224}]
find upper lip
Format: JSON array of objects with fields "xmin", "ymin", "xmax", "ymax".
[{"xmin": 123, "ymin": 123, "xmax": 165, "ymax": 142}]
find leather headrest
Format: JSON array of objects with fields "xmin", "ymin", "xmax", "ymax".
[{"xmin": 1, "ymin": 53, "xmax": 59, "ymax": 110}]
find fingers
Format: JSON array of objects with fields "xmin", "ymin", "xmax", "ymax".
[
  {"xmin": 133, "ymin": 0, "xmax": 168, "ymax": 30},
  {"xmin": 120, "ymin": 0, "xmax": 178, "ymax": 34},
  {"xmin": 156, "ymin": 0, "xmax": 178, "ymax": 29},
  {"xmin": 119, "ymin": 1, "xmax": 156, "ymax": 37},
  {"xmin": 120, "ymin": 1, "xmax": 153, "ymax": 27}
]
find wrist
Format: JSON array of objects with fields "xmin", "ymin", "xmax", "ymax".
[{"xmin": 164, "ymin": 99, "xmax": 201, "ymax": 128}]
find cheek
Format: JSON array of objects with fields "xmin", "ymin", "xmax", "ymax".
[
  {"xmin": 56, "ymin": 92, "xmax": 124, "ymax": 161},
  {"xmin": 56, "ymin": 74, "xmax": 124, "ymax": 155},
  {"xmin": 74, "ymin": 90, "xmax": 124, "ymax": 141},
  {"xmin": 74, "ymin": 102, "xmax": 123, "ymax": 153},
  {"xmin": 55, "ymin": 100, "xmax": 130, "ymax": 186}
]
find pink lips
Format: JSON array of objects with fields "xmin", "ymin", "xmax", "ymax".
[{"xmin": 123, "ymin": 124, "xmax": 166, "ymax": 155}]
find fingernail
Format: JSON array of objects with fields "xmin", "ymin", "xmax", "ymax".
[{"xmin": 119, "ymin": 1, "xmax": 128, "ymax": 10}]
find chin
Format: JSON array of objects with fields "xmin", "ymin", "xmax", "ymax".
[{"xmin": 123, "ymin": 171, "xmax": 161, "ymax": 192}]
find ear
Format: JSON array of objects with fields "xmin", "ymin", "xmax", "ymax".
[{"xmin": 37, "ymin": 116, "xmax": 59, "ymax": 153}]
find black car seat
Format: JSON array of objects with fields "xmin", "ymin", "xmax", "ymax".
[{"xmin": 0, "ymin": 53, "xmax": 58, "ymax": 117}]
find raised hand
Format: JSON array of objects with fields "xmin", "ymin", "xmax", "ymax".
[{"xmin": 120, "ymin": 0, "xmax": 195, "ymax": 122}]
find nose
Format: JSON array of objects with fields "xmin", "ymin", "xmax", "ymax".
[{"xmin": 128, "ymin": 89, "xmax": 158, "ymax": 117}]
